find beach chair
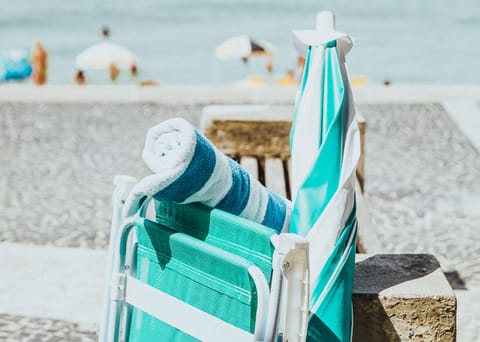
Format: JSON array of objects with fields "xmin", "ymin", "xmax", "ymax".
[
  {"xmin": 100, "ymin": 10, "xmax": 359, "ymax": 342},
  {"xmin": 99, "ymin": 175, "xmax": 310, "ymax": 341}
]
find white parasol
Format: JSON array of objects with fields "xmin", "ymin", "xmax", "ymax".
[
  {"xmin": 215, "ymin": 35, "xmax": 275, "ymax": 74},
  {"xmin": 75, "ymin": 41, "xmax": 138, "ymax": 70}
]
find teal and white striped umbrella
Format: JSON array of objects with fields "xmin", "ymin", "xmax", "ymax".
[{"xmin": 290, "ymin": 11, "xmax": 360, "ymax": 341}]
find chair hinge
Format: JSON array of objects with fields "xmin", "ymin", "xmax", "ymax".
[{"xmin": 111, "ymin": 273, "xmax": 126, "ymax": 301}]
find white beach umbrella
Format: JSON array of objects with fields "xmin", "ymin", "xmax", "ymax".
[
  {"xmin": 215, "ymin": 35, "xmax": 275, "ymax": 61},
  {"xmin": 75, "ymin": 41, "xmax": 138, "ymax": 70}
]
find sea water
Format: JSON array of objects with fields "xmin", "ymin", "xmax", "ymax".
[{"xmin": 1, "ymin": 0, "xmax": 479, "ymax": 84}]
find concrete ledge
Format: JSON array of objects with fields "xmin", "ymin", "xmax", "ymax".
[
  {"xmin": 3, "ymin": 84, "xmax": 480, "ymax": 105},
  {"xmin": 353, "ymin": 254, "xmax": 456, "ymax": 341},
  {"xmin": 0, "ymin": 243, "xmax": 107, "ymax": 324},
  {"xmin": 0, "ymin": 84, "xmax": 297, "ymax": 105},
  {"xmin": 441, "ymin": 100, "xmax": 480, "ymax": 152}
]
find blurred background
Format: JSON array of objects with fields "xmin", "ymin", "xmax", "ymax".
[{"xmin": 1, "ymin": 0, "xmax": 479, "ymax": 84}]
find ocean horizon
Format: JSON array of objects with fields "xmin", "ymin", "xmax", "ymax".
[{"xmin": 1, "ymin": 0, "xmax": 479, "ymax": 85}]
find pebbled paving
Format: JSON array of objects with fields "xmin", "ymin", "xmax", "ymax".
[
  {"xmin": 0, "ymin": 103, "xmax": 200, "ymax": 249},
  {"xmin": 359, "ymin": 103, "xmax": 480, "ymax": 285},
  {"xmin": 1, "ymin": 102, "xmax": 479, "ymax": 340},
  {"xmin": 0, "ymin": 314, "xmax": 97, "ymax": 342}
]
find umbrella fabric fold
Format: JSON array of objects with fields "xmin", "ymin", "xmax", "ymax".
[
  {"xmin": 290, "ymin": 11, "xmax": 360, "ymax": 342},
  {"xmin": 290, "ymin": 44, "xmax": 346, "ymax": 236}
]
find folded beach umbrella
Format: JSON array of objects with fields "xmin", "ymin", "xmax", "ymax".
[{"xmin": 290, "ymin": 11, "xmax": 360, "ymax": 341}]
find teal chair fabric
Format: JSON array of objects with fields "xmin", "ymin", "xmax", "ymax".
[{"xmin": 127, "ymin": 202, "xmax": 277, "ymax": 341}]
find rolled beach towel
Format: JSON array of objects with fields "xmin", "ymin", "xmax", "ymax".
[{"xmin": 124, "ymin": 118, "xmax": 291, "ymax": 232}]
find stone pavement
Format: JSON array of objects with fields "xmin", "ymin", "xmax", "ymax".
[
  {"xmin": 0, "ymin": 101, "xmax": 479, "ymax": 340},
  {"xmin": 0, "ymin": 314, "xmax": 97, "ymax": 342}
]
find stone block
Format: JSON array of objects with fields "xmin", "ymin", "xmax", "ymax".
[{"xmin": 353, "ymin": 254, "xmax": 456, "ymax": 341}]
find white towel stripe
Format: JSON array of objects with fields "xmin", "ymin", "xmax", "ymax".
[
  {"xmin": 183, "ymin": 149, "xmax": 233, "ymax": 207},
  {"xmin": 240, "ymin": 179, "xmax": 270, "ymax": 224}
]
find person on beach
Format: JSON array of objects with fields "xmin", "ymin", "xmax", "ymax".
[
  {"xmin": 31, "ymin": 42, "xmax": 48, "ymax": 85},
  {"xmin": 276, "ymin": 69, "xmax": 295, "ymax": 86},
  {"xmin": 296, "ymin": 56, "xmax": 306, "ymax": 84},
  {"xmin": 130, "ymin": 63, "xmax": 138, "ymax": 77},
  {"xmin": 75, "ymin": 70, "xmax": 85, "ymax": 85},
  {"xmin": 109, "ymin": 63, "xmax": 120, "ymax": 81},
  {"xmin": 102, "ymin": 26, "xmax": 110, "ymax": 39},
  {"xmin": 266, "ymin": 54, "xmax": 273, "ymax": 74}
]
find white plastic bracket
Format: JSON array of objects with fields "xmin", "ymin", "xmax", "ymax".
[
  {"xmin": 111, "ymin": 273, "xmax": 126, "ymax": 301},
  {"xmin": 112, "ymin": 175, "xmax": 138, "ymax": 213},
  {"xmin": 276, "ymin": 233, "xmax": 310, "ymax": 342},
  {"xmin": 292, "ymin": 11, "xmax": 353, "ymax": 58}
]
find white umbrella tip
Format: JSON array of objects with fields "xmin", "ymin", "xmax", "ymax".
[{"xmin": 316, "ymin": 11, "xmax": 336, "ymax": 31}]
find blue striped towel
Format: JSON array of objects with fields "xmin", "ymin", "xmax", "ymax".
[{"xmin": 124, "ymin": 118, "xmax": 291, "ymax": 232}]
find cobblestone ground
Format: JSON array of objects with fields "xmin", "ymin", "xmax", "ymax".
[
  {"xmin": 0, "ymin": 314, "xmax": 97, "ymax": 341},
  {"xmin": 1, "ymin": 102, "xmax": 479, "ymax": 340},
  {"xmin": 0, "ymin": 103, "xmax": 201, "ymax": 249},
  {"xmin": 359, "ymin": 103, "xmax": 480, "ymax": 284}
]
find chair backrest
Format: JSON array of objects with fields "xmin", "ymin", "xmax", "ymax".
[
  {"xmin": 153, "ymin": 201, "xmax": 277, "ymax": 281},
  {"xmin": 127, "ymin": 201, "xmax": 277, "ymax": 341}
]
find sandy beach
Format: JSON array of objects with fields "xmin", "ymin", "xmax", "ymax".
[{"xmin": 0, "ymin": 84, "xmax": 479, "ymax": 340}]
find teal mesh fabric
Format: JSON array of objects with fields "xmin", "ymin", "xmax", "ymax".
[
  {"xmin": 127, "ymin": 202, "xmax": 277, "ymax": 341},
  {"xmin": 154, "ymin": 201, "xmax": 276, "ymax": 283}
]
